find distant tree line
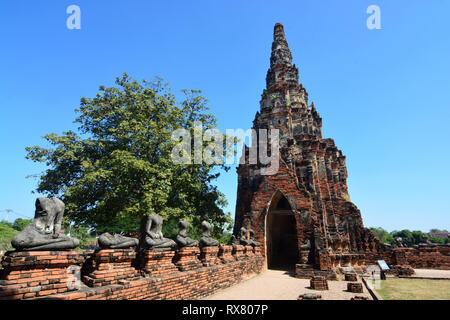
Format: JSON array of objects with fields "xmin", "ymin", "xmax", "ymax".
[
  {"xmin": 370, "ymin": 227, "xmax": 449, "ymax": 247},
  {"xmin": 0, "ymin": 219, "xmax": 32, "ymax": 251}
]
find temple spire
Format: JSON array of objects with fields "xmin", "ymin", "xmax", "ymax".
[
  {"xmin": 270, "ymin": 23, "xmax": 292, "ymax": 68},
  {"xmin": 273, "ymin": 23, "xmax": 287, "ymax": 41},
  {"xmin": 265, "ymin": 23, "xmax": 298, "ymax": 88}
]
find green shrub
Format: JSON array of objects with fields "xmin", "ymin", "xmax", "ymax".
[{"xmin": 0, "ymin": 221, "xmax": 18, "ymax": 251}]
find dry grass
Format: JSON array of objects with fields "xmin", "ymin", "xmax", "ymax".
[{"xmin": 372, "ymin": 278, "xmax": 450, "ymax": 300}]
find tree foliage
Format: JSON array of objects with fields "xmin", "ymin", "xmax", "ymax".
[
  {"xmin": 370, "ymin": 227, "xmax": 449, "ymax": 246},
  {"xmin": 429, "ymin": 229, "xmax": 449, "ymax": 233},
  {"xmin": 0, "ymin": 221, "xmax": 18, "ymax": 251},
  {"xmin": 26, "ymin": 74, "xmax": 232, "ymax": 236},
  {"xmin": 369, "ymin": 227, "xmax": 395, "ymax": 245},
  {"xmin": 12, "ymin": 218, "xmax": 32, "ymax": 232}
]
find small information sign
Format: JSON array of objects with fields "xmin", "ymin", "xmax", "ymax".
[{"xmin": 377, "ymin": 260, "xmax": 390, "ymax": 270}]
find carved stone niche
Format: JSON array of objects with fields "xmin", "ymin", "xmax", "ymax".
[{"xmin": 299, "ymin": 239, "xmax": 311, "ymax": 264}]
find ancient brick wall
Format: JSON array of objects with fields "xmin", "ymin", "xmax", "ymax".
[
  {"xmin": 0, "ymin": 245, "xmax": 264, "ymax": 300},
  {"xmin": 391, "ymin": 247, "xmax": 450, "ymax": 270},
  {"xmin": 361, "ymin": 246, "xmax": 450, "ymax": 271}
]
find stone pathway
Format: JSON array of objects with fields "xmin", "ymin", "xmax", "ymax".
[
  {"xmin": 411, "ymin": 269, "xmax": 450, "ymax": 279},
  {"xmin": 203, "ymin": 269, "xmax": 372, "ymax": 300}
]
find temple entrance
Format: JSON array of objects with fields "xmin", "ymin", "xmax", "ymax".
[{"xmin": 266, "ymin": 192, "xmax": 299, "ymax": 270}]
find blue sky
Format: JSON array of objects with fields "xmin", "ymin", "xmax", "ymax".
[{"xmin": 0, "ymin": 0, "xmax": 449, "ymax": 232}]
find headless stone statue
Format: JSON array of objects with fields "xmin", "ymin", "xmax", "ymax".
[
  {"xmin": 98, "ymin": 232, "xmax": 138, "ymax": 249},
  {"xmin": 199, "ymin": 220, "xmax": 219, "ymax": 247},
  {"xmin": 301, "ymin": 239, "xmax": 311, "ymax": 250},
  {"xmin": 419, "ymin": 235, "xmax": 435, "ymax": 247},
  {"xmin": 239, "ymin": 227, "xmax": 251, "ymax": 246},
  {"xmin": 141, "ymin": 214, "xmax": 177, "ymax": 250},
  {"xmin": 395, "ymin": 237, "xmax": 405, "ymax": 248},
  {"xmin": 11, "ymin": 198, "xmax": 79, "ymax": 251},
  {"xmin": 300, "ymin": 239, "xmax": 311, "ymax": 264},
  {"xmin": 247, "ymin": 229, "xmax": 260, "ymax": 247},
  {"xmin": 175, "ymin": 220, "xmax": 198, "ymax": 248},
  {"xmin": 313, "ymin": 226, "xmax": 325, "ymax": 251},
  {"xmin": 228, "ymin": 235, "xmax": 239, "ymax": 245}
]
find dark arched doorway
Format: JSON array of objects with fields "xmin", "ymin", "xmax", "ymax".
[{"xmin": 266, "ymin": 192, "xmax": 299, "ymax": 270}]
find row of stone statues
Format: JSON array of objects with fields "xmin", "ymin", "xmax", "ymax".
[
  {"xmin": 230, "ymin": 227, "xmax": 260, "ymax": 247},
  {"xmin": 11, "ymin": 198, "xmax": 259, "ymax": 252},
  {"xmin": 137, "ymin": 214, "xmax": 221, "ymax": 250}
]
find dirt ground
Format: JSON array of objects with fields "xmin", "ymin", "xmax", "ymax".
[{"xmin": 204, "ymin": 269, "xmax": 372, "ymax": 300}]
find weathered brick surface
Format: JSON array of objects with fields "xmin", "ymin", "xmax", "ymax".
[
  {"xmin": 295, "ymin": 264, "xmax": 337, "ymax": 280},
  {"xmin": 139, "ymin": 250, "xmax": 178, "ymax": 276},
  {"xmin": 0, "ymin": 247, "xmax": 265, "ymax": 300},
  {"xmin": 309, "ymin": 276, "xmax": 328, "ymax": 290},
  {"xmin": 386, "ymin": 265, "xmax": 415, "ymax": 276},
  {"xmin": 83, "ymin": 249, "xmax": 140, "ymax": 287},
  {"xmin": 232, "ymin": 245, "xmax": 245, "ymax": 261},
  {"xmin": 244, "ymin": 245, "xmax": 255, "ymax": 258},
  {"xmin": 173, "ymin": 247, "xmax": 202, "ymax": 271},
  {"xmin": 347, "ymin": 282, "xmax": 363, "ymax": 293},
  {"xmin": 218, "ymin": 245, "xmax": 234, "ymax": 264},
  {"xmin": 0, "ymin": 251, "xmax": 85, "ymax": 300},
  {"xmin": 344, "ymin": 273, "xmax": 357, "ymax": 281},
  {"xmin": 401, "ymin": 247, "xmax": 450, "ymax": 270},
  {"xmin": 199, "ymin": 247, "xmax": 221, "ymax": 267}
]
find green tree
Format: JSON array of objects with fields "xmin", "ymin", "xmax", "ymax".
[
  {"xmin": 370, "ymin": 227, "xmax": 395, "ymax": 245},
  {"xmin": 62, "ymin": 220, "xmax": 94, "ymax": 249},
  {"xmin": 12, "ymin": 218, "xmax": 32, "ymax": 231},
  {"xmin": 391, "ymin": 230, "xmax": 414, "ymax": 246},
  {"xmin": 428, "ymin": 236, "xmax": 449, "ymax": 244},
  {"xmin": 411, "ymin": 230, "xmax": 426, "ymax": 245},
  {"xmin": 429, "ymin": 229, "xmax": 449, "ymax": 233},
  {"xmin": 0, "ymin": 221, "xmax": 18, "ymax": 251},
  {"xmin": 25, "ymin": 74, "xmax": 232, "ymax": 237}
]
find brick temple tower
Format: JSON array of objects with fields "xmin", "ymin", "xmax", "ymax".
[{"xmin": 234, "ymin": 23, "xmax": 389, "ymax": 277}]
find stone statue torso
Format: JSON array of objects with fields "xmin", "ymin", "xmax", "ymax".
[{"xmin": 11, "ymin": 198, "xmax": 79, "ymax": 251}]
